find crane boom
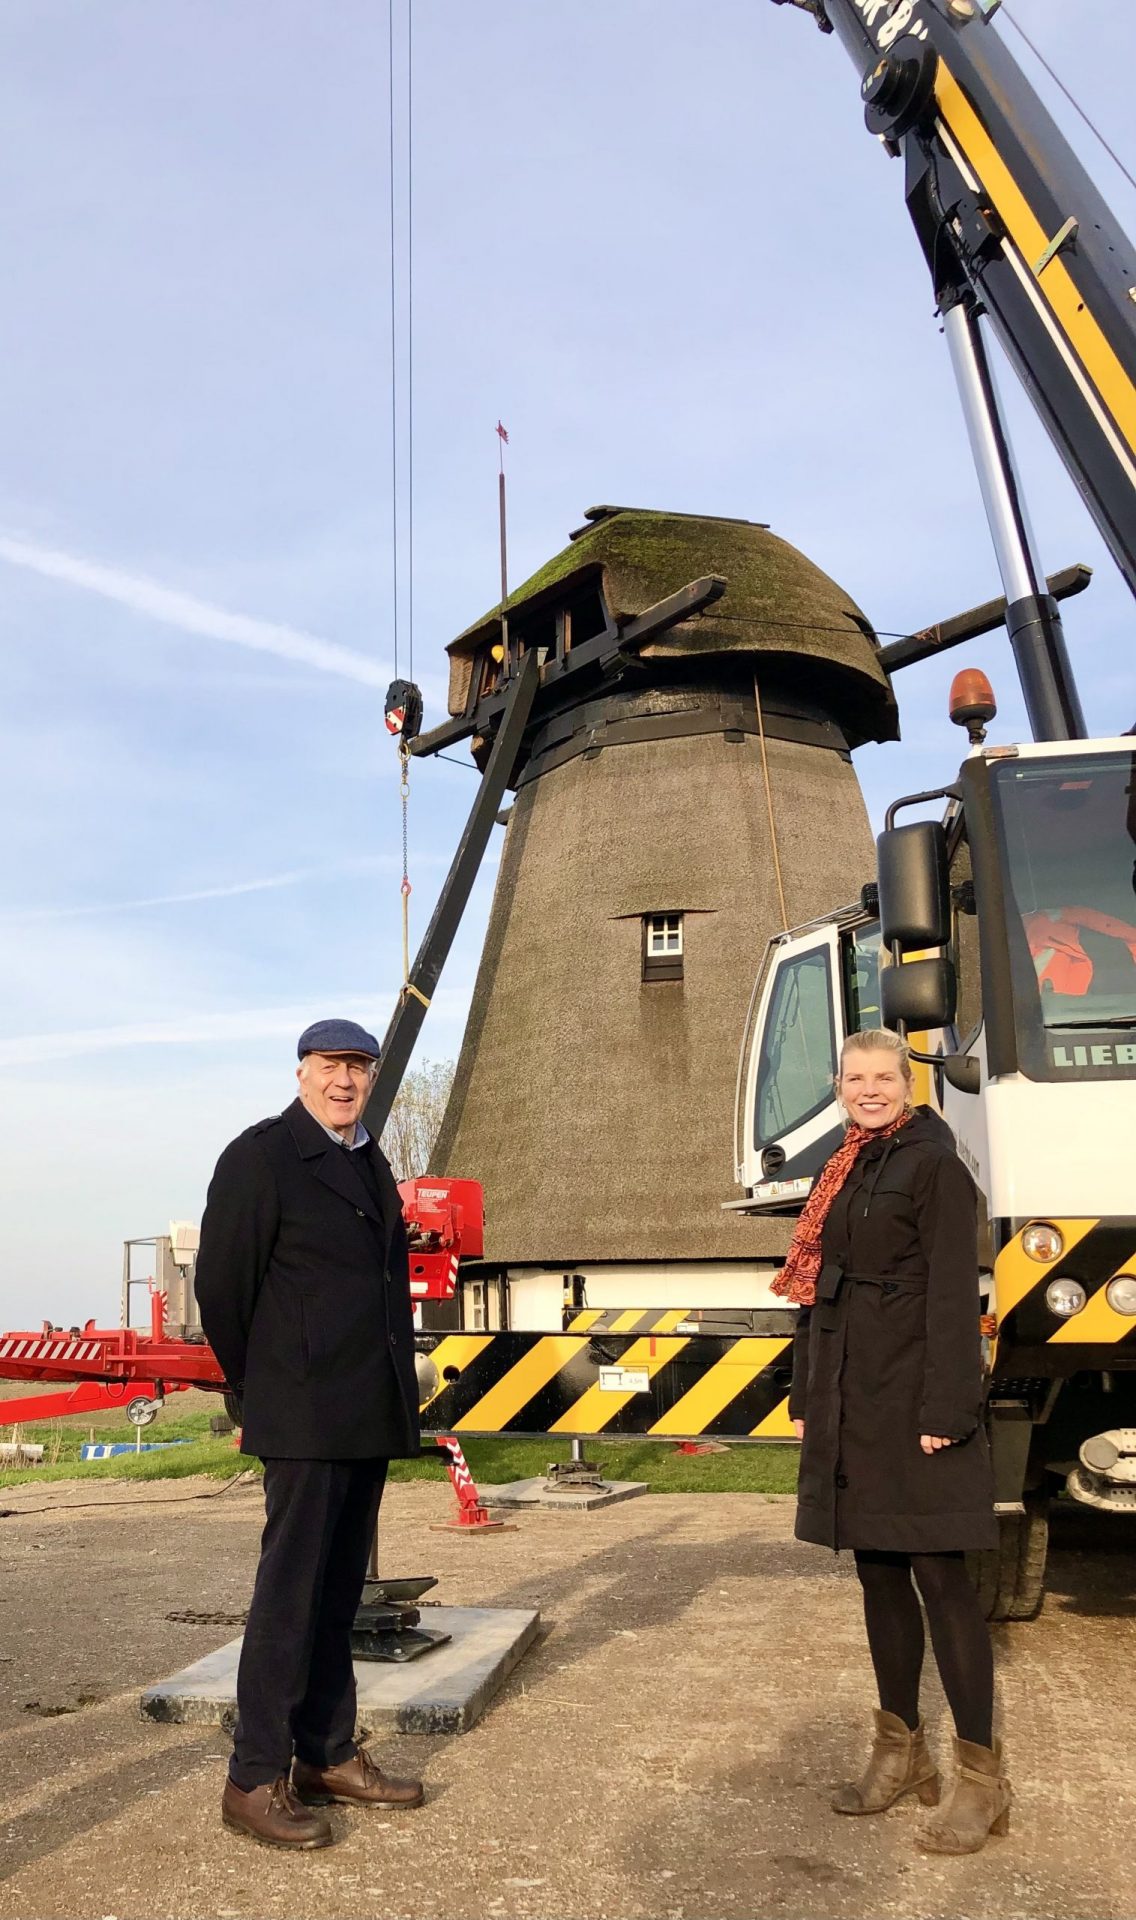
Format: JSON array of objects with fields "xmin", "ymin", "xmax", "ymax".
[{"xmin": 775, "ymin": 0, "xmax": 1136, "ymax": 601}]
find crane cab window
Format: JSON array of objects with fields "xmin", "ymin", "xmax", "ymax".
[
  {"xmin": 755, "ymin": 946, "xmax": 835, "ymax": 1144},
  {"xmin": 841, "ymin": 922, "xmax": 882, "ymax": 1032},
  {"xmin": 992, "ymin": 751, "xmax": 1136, "ymax": 1050}
]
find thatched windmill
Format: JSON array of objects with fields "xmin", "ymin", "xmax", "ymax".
[{"xmin": 423, "ymin": 505, "xmax": 897, "ymax": 1332}]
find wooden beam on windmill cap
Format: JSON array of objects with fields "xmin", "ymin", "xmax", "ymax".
[
  {"xmin": 878, "ymin": 563, "xmax": 1092, "ymax": 674},
  {"xmin": 412, "ymin": 573, "xmax": 729, "ymax": 759},
  {"xmin": 615, "ymin": 575, "xmax": 728, "ymax": 654}
]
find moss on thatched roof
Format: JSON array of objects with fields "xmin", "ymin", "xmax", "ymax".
[{"xmin": 448, "ymin": 506, "xmax": 896, "ymax": 746}]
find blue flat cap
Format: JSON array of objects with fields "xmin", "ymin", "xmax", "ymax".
[{"xmin": 297, "ymin": 1018, "xmax": 382, "ymax": 1060}]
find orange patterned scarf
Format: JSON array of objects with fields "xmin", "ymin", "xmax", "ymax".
[{"xmin": 770, "ymin": 1109, "xmax": 913, "ymax": 1307}]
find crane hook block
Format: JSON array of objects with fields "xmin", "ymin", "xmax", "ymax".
[{"xmin": 385, "ymin": 679, "xmax": 424, "ymax": 743}]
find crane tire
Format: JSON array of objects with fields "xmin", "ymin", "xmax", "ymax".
[{"xmin": 967, "ymin": 1493, "xmax": 1049, "ymax": 1622}]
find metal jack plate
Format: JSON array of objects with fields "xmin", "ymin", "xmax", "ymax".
[
  {"xmin": 544, "ymin": 1457, "xmax": 608, "ymax": 1492},
  {"xmin": 351, "ymin": 1576, "xmax": 452, "ymax": 1664}
]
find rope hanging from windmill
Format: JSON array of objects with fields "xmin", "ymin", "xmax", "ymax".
[{"xmin": 381, "ymin": 0, "xmax": 423, "ymax": 994}]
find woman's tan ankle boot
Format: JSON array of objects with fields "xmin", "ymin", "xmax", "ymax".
[
  {"xmin": 916, "ymin": 1737, "xmax": 1011, "ymax": 1853},
  {"xmin": 831, "ymin": 1709, "xmax": 941, "ymax": 1815}
]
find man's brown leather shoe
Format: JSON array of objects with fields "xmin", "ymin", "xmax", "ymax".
[
  {"xmin": 222, "ymin": 1775, "xmax": 334, "ymax": 1849},
  {"xmin": 293, "ymin": 1748, "xmax": 425, "ymax": 1809}
]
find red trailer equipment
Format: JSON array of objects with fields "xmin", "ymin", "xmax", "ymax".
[{"xmin": 0, "ymin": 1178, "xmax": 483, "ymax": 1426}]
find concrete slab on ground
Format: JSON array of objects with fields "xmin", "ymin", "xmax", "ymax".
[
  {"xmin": 140, "ymin": 1605, "xmax": 541, "ymax": 1736},
  {"xmin": 485, "ymin": 1476, "xmax": 648, "ymax": 1510}
]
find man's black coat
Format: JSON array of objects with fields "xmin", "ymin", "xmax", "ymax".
[{"xmin": 195, "ymin": 1098, "xmax": 420, "ymax": 1459}]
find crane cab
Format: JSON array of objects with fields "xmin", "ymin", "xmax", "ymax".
[{"xmin": 735, "ymin": 907, "xmax": 909, "ymax": 1208}]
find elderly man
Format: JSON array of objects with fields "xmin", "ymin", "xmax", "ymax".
[{"xmin": 195, "ymin": 1018, "xmax": 423, "ymax": 1850}]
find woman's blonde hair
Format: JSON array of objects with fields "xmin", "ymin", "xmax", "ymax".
[{"xmin": 837, "ymin": 1026, "xmax": 914, "ymax": 1097}]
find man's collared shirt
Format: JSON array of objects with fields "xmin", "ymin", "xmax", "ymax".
[{"xmin": 320, "ymin": 1120, "xmax": 371, "ymax": 1152}]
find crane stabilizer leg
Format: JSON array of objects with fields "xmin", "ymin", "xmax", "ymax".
[
  {"xmin": 942, "ymin": 297, "xmax": 1086, "ymax": 742},
  {"xmin": 364, "ymin": 648, "xmax": 542, "ymax": 1138}
]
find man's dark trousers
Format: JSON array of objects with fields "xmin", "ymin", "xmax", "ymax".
[{"xmin": 229, "ymin": 1457, "xmax": 388, "ymax": 1790}]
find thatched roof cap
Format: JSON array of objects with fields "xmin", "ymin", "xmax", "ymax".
[{"xmin": 447, "ymin": 506, "xmax": 897, "ymax": 746}]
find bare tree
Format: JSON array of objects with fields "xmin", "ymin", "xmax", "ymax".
[{"xmin": 379, "ymin": 1059, "xmax": 455, "ymax": 1182}]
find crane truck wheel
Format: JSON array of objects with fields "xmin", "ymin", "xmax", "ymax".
[{"xmin": 966, "ymin": 1493, "xmax": 1049, "ymax": 1622}]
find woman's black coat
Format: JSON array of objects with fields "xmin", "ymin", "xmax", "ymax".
[
  {"xmin": 195, "ymin": 1098, "xmax": 420, "ymax": 1460},
  {"xmin": 791, "ymin": 1107, "xmax": 997, "ymax": 1554}
]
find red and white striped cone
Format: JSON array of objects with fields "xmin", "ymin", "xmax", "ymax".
[{"xmin": 431, "ymin": 1435, "xmax": 511, "ymax": 1532}]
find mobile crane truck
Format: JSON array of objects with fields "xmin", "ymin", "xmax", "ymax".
[{"xmin": 737, "ymin": 0, "xmax": 1136, "ymax": 1616}]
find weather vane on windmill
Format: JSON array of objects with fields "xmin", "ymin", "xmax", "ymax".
[{"xmin": 496, "ymin": 420, "xmax": 511, "ymax": 678}]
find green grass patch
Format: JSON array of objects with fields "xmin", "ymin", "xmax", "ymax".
[
  {"xmin": 0, "ymin": 1438, "xmax": 247, "ymax": 1489},
  {"xmin": 1, "ymin": 1420, "xmax": 798, "ymax": 1494},
  {"xmin": 394, "ymin": 1435, "xmax": 798, "ymax": 1495},
  {"xmin": 0, "ymin": 1408, "xmax": 245, "ymax": 1488}
]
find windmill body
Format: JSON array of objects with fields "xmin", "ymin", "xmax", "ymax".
[{"xmin": 424, "ymin": 506, "xmax": 897, "ymax": 1338}]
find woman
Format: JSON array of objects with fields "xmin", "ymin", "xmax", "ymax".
[{"xmin": 774, "ymin": 1026, "xmax": 1010, "ymax": 1854}]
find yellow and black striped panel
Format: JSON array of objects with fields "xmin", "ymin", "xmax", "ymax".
[
  {"xmin": 933, "ymin": 66, "xmax": 1136, "ymax": 471},
  {"xmin": 417, "ymin": 1329, "xmax": 798, "ymax": 1441},
  {"xmin": 994, "ymin": 1218, "xmax": 1136, "ymax": 1363},
  {"xmin": 564, "ymin": 1309, "xmax": 694, "ymax": 1335}
]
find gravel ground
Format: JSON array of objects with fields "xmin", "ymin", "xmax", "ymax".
[{"xmin": 0, "ymin": 1475, "xmax": 1133, "ymax": 1920}]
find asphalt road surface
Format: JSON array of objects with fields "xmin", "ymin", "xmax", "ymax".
[{"xmin": 1, "ymin": 1476, "xmax": 1133, "ymax": 1920}]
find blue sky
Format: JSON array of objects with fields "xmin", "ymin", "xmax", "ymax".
[{"xmin": 1, "ymin": 0, "xmax": 1133, "ymax": 1326}]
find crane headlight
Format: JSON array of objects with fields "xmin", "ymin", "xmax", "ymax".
[
  {"xmin": 1022, "ymin": 1223, "xmax": 1064, "ymax": 1263},
  {"xmin": 1105, "ymin": 1275, "xmax": 1136, "ymax": 1317},
  {"xmin": 1046, "ymin": 1278, "xmax": 1086, "ymax": 1319}
]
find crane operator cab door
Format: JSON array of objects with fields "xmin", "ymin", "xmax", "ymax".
[
  {"xmin": 734, "ymin": 912, "xmax": 946, "ymax": 1209},
  {"xmin": 735, "ymin": 915, "xmax": 888, "ymax": 1210}
]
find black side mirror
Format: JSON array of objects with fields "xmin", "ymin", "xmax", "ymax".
[
  {"xmin": 881, "ymin": 956, "xmax": 957, "ymax": 1030},
  {"xmin": 877, "ymin": 821, "xmax": 950, "ymax": 950},
  {"xmin": 942, "ymin": 1053, "xmax": 981, "ymax": 1095}
]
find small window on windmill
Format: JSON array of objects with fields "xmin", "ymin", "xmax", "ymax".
[
  {"xmin": 479, "ymin": 640, "xmax": 506, "ymax": 698},
  {"xmin": 465, "ymin": 1278, "xmax": 488, "ymax": 1331},
  {"xmin": 564, "ymin": 589, "xmax": 607, "ymax": 652},
  {"xmin": 643, "ymin": 913, "xmax": 684, "ymax": 982},
  {"xmin": 516, "ymin": 612, "xmax": 557, "ymax": 665}
]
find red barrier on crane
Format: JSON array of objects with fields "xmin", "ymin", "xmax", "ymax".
[{"xmin": 399, "ymin": 1176, "xmax": 483, "ymax": 1304}]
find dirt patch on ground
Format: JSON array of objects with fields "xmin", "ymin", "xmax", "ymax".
[{"xmin": 0, "ymin": 1478, "xmax": 1133, "ymax": 1919}]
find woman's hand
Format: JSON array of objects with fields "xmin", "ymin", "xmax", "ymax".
[
  {"xmin": 793, "ymin": 1418, "xmax": 805, "ymax": 1441},
  {"xmin": 920, "ymin": 1433, "xmax": 954, "ymax": 1453}
]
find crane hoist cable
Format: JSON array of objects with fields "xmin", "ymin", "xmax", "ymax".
[
  {"xmin": 384, "ymin": 675, "xmax": 423, "ymax": 990},
  {"xmin": 385, "ymin": 0, "xmax": 415, "ymax": 686},
  {"xmin": 383, "ymin": 0, "xmax": 423, "ymax": 998},
  {"xmin": 1000, "ymin": 6, "xmax": 1136, "ymax": 199},
  {"xmin": 388, "ymin": 0, "xmax": 400, "ymax": 684}
]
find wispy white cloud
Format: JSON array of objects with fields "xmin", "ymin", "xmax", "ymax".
[
  {"xmin": 0, "ymin": 530, "xmax": 392, "ymax": 688},
  {"xmin": 0, "ymin": 988, "xmax": 475, "ymax": 1070},
  {"xmin": 0, "ymin": 853, "xmax": 451, "ymax": 924},
  {"xmin": 1, "ymin": 867, "xmax": 317, "ymax": 923}
]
